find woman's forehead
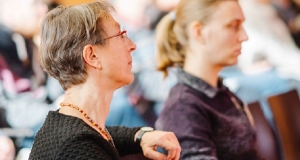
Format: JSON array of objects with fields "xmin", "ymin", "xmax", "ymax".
[
  {"xmin": 209, "ymin": 1, "xmax": 244, "ymax": 24},
  {"xmin": 101, "ymin": 15, "xmax": 120, "ymax": 32}
]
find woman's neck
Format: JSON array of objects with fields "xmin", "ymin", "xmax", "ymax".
[
  {"xmin": 183, "ymin": 51, "xmax": 221, "ymax": 88},
  {"xmin": 60, "ymin": 82, "xmax": 114, "ymax": 129}
]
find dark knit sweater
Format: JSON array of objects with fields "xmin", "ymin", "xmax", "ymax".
[{"xmin": 29, "ymin": 111, "xmax": 142, "ymax": 160}]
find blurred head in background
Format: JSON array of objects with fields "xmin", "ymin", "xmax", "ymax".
[{"xmin": 0, "ymin": 0, "xmax": 48, "ymax": 38}]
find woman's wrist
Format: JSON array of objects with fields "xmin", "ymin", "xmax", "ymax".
[{"xmin": 134, "ymin": 127, "xmax": 154, "ymax": 144}]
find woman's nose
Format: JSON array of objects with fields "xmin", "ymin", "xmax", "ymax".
[
  {"xmin": 129, "ymin": 38, "xmax": 137, "ymax": 52},
  {"xmin": 240, "ymin": 26, "xmax": 248, "ymax": 42}
]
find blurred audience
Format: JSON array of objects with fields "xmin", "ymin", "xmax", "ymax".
[
  {"xmin": 0, "ymin": 0, "xmax": 63, "ymax": 154},
  {"xmin": 271, "ymin": 0, "xmax": 300, "ymax": 47}
]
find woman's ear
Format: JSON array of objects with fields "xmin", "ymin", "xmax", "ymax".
[
  {"xmin": 188, "ymin": 21, "xmax": 204, "ymax": 43},
  {"xmin": 82, "ymin": 45, "xmax": 102, "ymax": 69}
]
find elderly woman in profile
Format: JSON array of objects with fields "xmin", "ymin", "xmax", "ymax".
[{"xmin": 28, "ymin": 1, "xmax": 180, "ymax": 160}]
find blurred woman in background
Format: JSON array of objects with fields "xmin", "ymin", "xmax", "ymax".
[{"xmin": 155, "ymin": 0, "xmax": 262, "ymax": 159}]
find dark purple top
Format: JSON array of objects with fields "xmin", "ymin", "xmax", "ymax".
[{"xmin": 155, "ymin": 69, "xmax": 261, "ymax": 160}]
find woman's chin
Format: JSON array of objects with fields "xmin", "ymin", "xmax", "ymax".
[
  {"xmin": 127, "ymin": 74, "xmax": 134, "ymax": 84},
  {"xmin": 120, "ymin": 74, "xmax": 134, "ymax": 87}
]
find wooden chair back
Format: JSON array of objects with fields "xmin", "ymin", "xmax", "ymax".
[
  {"xmin": 247, "ymin": 101, "xmax": 281, "ymax": 160},
  {"xmin": 267, "ymin": 89, "xmax": 300, "ymax": 160}
]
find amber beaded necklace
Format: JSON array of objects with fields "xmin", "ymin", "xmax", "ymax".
[{"xmin": 60, "ymin": 102, "xmax": 115, "ymax": 147}]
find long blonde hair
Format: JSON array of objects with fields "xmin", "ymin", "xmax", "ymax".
[{"xmin": 155, "ymin": 0, "xmax": 225, "ymax": 77}]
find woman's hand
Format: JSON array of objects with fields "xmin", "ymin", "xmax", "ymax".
[{"xmin": 138, "ymin": 130, "xmax": 181, "ymax": 160}]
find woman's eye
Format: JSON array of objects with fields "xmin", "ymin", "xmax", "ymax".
[{"xmin": 231, "ymin": 23, "xmax": 240, "ymax": 30}]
